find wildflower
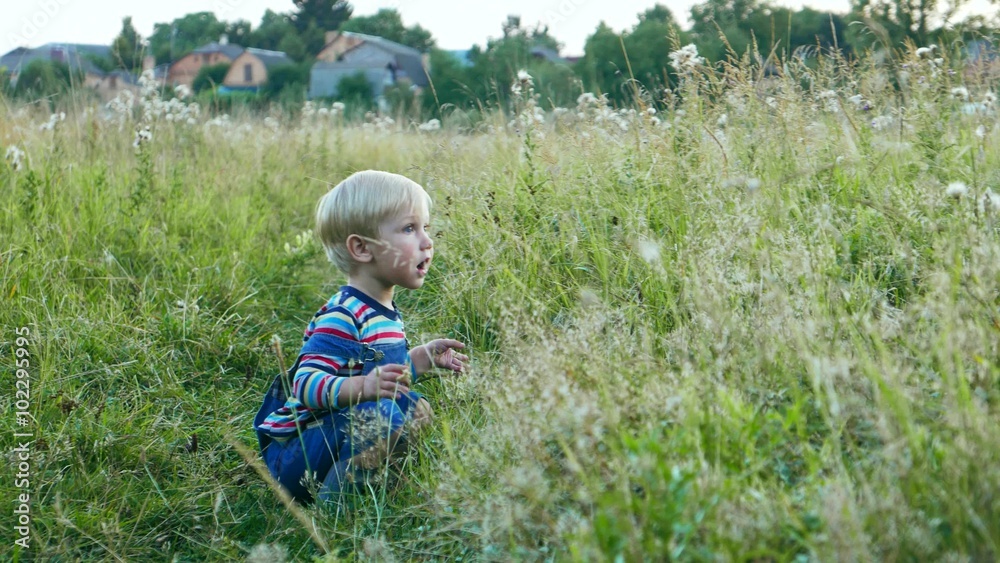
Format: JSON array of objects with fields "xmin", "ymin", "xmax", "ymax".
[
  {"xmin": 716, "ymin": 113, "xmax": 728, "ymax": 127},
  {"xmin": 175, "ymin": 299, "xmax": 200, "ymax": 314},
  {"xmin": 133, "ymin": 125, "xmax": 152, "ymax": 149},
  {"xmin": 5, "ymin": 145, "xmax": 25, "ymax": 171},
  {"xmin": 668, "ymin": 44, "xmax": 704, "ymax": 72},
  {"xmin": 976, "ymin": 125, "xmax": 987, "ymax": 139},
  {"xmin": 645, "ymin": 107, "xmax": 656, "ymax": 116},
  {"xmin": 174, "ymin": 84, "xmax": 192, "ymax": 99},
  {"xmin": 984, "ymin": 92, "xmax": 997, "ymax": 107},
  {"xmin": 915, "ymin": 45, "xmax": 937, "ymax": 58},
  {"xmin": 418, "ymin": 118, "xmax": 441, "ymax": 131},
  {"xmin": 945, "ymin": 181, "xmax": 968, "ymax": 199},
  {"xmin": 331, "ymin": 102, "xmax": 345, "ymax": 114}
]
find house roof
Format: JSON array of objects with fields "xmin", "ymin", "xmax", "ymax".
[
  {"xmin": 326, "ymin": 31, "xmax": 428, "ymax": 87},
  {"xmin": 241, "ymin": 47, "xmax": 290, "ymax": 69},
  {"xmin": 192, "ymin": 42, "xmax": 245, "ymax": 61},
  {"xmin": 1, "ymin": 43, "xmax": 112, "ymax": 75}
]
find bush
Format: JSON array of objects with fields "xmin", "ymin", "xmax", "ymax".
[
  {"xmin": 336, "ymin": 71, "xmax": 375, "ymax": 110},
  {"xmin": 192, "ymin": 63, "xmax": 231, "ymax": 93},
  {"xmin": 260, "ymin": 63, "xmax": 310, "ymax": 101}
]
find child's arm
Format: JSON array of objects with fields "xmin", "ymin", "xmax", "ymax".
[
  {"xmin": 410, "ymin": 339, "xmax": 469, "ymax": 377},
  {"xmin": 335, "ymin": 364, "xmax": 413, "ymax": 405}
]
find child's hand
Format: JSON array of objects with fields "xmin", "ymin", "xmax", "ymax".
[
  {"xmin": 423, "ymin": 339, "xmax": 469, "ymax": 373},
  {"xmin": 362, "ymin": 363, "xmax": 411, "ymax": 401}
]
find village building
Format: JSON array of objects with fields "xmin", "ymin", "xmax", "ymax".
[
  {"xmin": 167, "ymin": 40, "xmax": 244, "ymax": 87},
  {"xmin": 308, "ymin": 31, "xmax": 430, "ymax": 100},
  {"xmin": 0, "ymin": 43, "xmax": 161, "ymax": 101},
  {"xmin": 220, "ymin": 48, "xmax": 291, "ymax": 91}
]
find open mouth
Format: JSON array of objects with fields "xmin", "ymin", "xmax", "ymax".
[{"xmin": 416, "ymin": 258, "xmax": 430, "ymax": 274}]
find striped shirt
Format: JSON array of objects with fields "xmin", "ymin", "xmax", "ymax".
[{"xmin": 256, "ymin": 285, "xmax": 409, "ymax": 437}]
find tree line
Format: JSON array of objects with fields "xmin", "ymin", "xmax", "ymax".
[{"xmin": 4, "ymin": 0, "xmax": 997, "ymax": 114}]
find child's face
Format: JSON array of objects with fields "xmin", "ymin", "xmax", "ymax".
[{"xmin": 371, "ymin": 206, "xmax": 433, "ymax": 290}]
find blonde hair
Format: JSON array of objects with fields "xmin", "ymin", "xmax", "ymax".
[{"xmin": 316, "ymin": 170, "xmax": 431, "ymax": 273}]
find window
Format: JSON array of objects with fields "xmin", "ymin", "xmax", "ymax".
[{"xmin": 244, "ymin": 64, "xmax": 252, "ymax": 82}]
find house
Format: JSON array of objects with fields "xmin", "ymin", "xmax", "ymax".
[
  {"xmin": 309, "ymin": 31, "xmax": 430, "ymax": 100},
  {"xmin": 167, "ymin": 40, "xmax": 244, "ymax": 87},
  {"xmin": 1, "ymin": 43, "xmax": 111, "ymax": 83},
  {"xmin": 220, "ymin": 48, "xmax": 291, "ymax": 91},
  {"xmin": 0, "ymin": 43, "xmax": 150, "ymax": 101}
]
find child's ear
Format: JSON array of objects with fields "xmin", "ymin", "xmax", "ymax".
[{"xmin": 346, "ymin": 234, "xmax": 373, "ymax": 263}]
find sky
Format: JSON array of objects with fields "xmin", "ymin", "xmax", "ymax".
[{"xmin": 1, "ymin": 0, "xmax": 996, "ymax": 57}]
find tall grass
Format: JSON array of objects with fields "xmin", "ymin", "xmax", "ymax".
[{"xmin": 2, "ymin": 46, "xmax": 999, "ymax": 560}]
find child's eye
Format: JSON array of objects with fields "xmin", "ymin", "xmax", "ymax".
[{"xmin": 404, "ymin": 225, "xmax": 415, "ymax": 233}]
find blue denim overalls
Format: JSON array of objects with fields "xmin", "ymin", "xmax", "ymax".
[{"xmin": 253, "ymin": 330, "xmax": 422, "ymax": 503}]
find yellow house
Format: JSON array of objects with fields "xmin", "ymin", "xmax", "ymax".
[{"xmin": 221, "ymin": 48, "xmax": 290, "ymax": 91}]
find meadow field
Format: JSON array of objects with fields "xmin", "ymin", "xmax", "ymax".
[{"xmin": 2, "ymin": 48, "xmax": 1000, "ymax": 561}]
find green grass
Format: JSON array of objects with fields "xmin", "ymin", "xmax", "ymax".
[{"xmin": 2, "ymin": 50, "xmax": 1000, "ymax": 561}]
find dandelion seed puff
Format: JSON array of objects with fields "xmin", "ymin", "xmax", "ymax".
[
  {"xmin": 945, "ymin": 181, "xmax": 968, "ymax": 198},
  {"xmin": 668, "ymin": 44, "xmax": 704, "ymax": 72},
  {"xmin": 5, "ymin": 145, "xmax": 25, "ymax": 171},
  {"xmin": 418, "ymin": 118, "xmax": 441, "ymax": 131},
  {"xmin": 983, "ymin": 188, "xmax": 1000, "ymax": 213},
  {"xmin": 976, "ymin": 125, "xmax": 987, "ymax": 139},
  {"xmin": 637, "ymin": 239, "xmax": 661, "ymax": 266},
  {"xmin": 247, "ymin": 543, "xmax": 288, "ymax": 563},
  {"xmin": 870, "ymin": 115, "xmax": 894, "ymax": 131},
  {"xmin": 133, "ymin": 125, "xmax": 152, "ymax": 149},
  {"xmin": 950, "ymin": 87, "xmax": 970, "ymax": 101},
  {"xmin": 915, "ymin": 45, "xmax": 937, "ymax": 58},
  {"xmin": 746, "ymin": 178, "xmax": 761, "ymax": 191},
  {"xmin": 716, "ymin": 113, "xmax": 728, "ymax": 127}
]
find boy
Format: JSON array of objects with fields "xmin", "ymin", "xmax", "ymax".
[{"xmin": 253, "ymin": 170, "xmax": 468, "ymax": 504}]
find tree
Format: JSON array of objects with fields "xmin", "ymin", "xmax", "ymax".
[
  {"xmin": 689, "ymin": 0, "xmax": 761, "ymax": 61},
  {"xmin": 111, "ymin": 16, "xmax": 143, "ymax": 71},
  {"xmin": 291, "ymin": 0, "xmax": 352, "ymax": 33},
  {"xmin": 846, "ymin": 0, "xmax": 960, "ymax": 51},
  {"xmin": 341, "ymin": 8, "xmax": 436, "ymax": 52},
  {"xmin": 577, "ymin": 6, "xmax": 685, "ymax": 105},
  {"xmin": 459, "ymin": 15, "xmax": 571, "ymax": 108},
  {"xmin": 148, "ymin": 12, "xmax": 230, "ymax": 65},
  {"xmin": 288, "ymin": 0, "xmax": 353, "ymax": 58},
  {"xmin": 746, "ymin": 7, "xmax": 848, "ymax": 58},
  {"xmin": 248, "ymin": 10, "xmax": 297, "ymax": 51}
]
